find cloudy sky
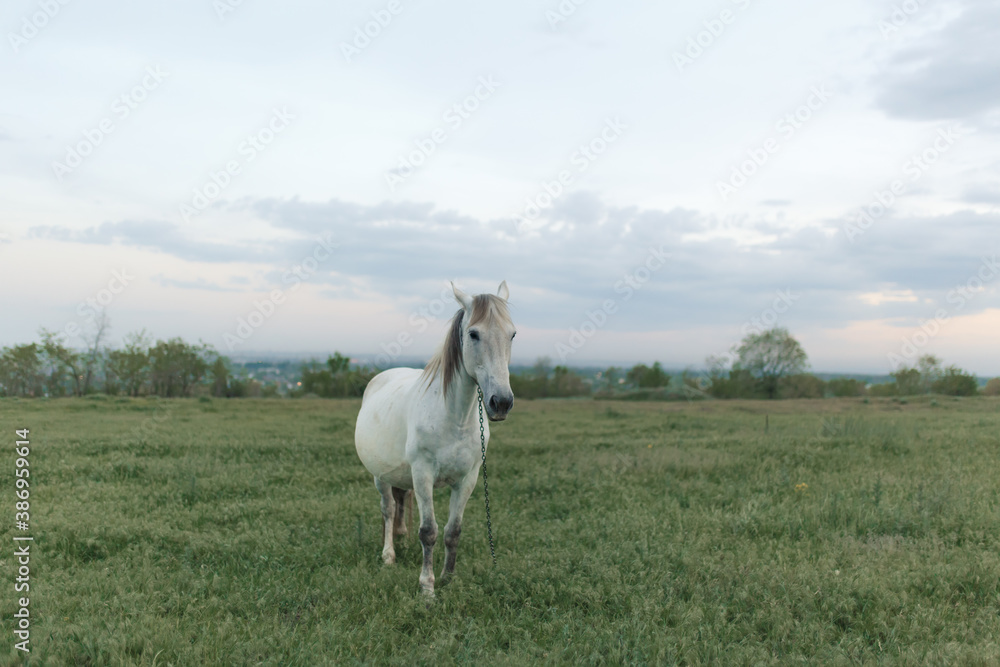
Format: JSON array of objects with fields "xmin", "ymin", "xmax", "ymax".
[{"xmin": 2, "ymin": 0, "xmax": 998, "ymax": 374}]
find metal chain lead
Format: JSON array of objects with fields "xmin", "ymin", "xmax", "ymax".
[{"xmin": 477, "ymin": 387, "xmax": 496, "ymax": 565}]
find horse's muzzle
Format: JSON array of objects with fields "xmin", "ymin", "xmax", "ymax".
[{"xmin": 486, "ymin": 392, "xmax": 514, "ymax": 421}]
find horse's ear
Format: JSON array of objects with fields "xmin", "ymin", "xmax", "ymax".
[
  {"xmin": 451, "ymin": 281, "xmax": 474, "ymax": 311},
  {"xmin": 496, "ymin": 280, "xmax": 509, "ymax": 301}
]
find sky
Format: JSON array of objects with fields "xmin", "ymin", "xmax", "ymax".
[{"xmin": 2, "ymin": 0, "xmax": 998, "ymax": 374}]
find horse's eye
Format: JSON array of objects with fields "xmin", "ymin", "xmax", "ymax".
[
  {"xmin": 511, "ymin": 332, "xmax": 516, "ymax": 340},
  {"xmin": 469, "ymin": 330, "xmax": 480, "ymax": 341}
]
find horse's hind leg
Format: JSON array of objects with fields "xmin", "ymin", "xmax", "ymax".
[
  {"xmin": 374, "ymin": 478, "xmax": 396, "ymax": 565},
  {"xmin": 392, "ymin": 487, "xmax": 411, "ymax": 536}
]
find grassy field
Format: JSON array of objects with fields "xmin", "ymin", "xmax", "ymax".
[{"xmin": 2, "ymin": 395, "xmax": 1000, "ymax": 665}]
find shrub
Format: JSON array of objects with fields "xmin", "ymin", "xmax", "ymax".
[
  {"xmin": 297, "ymin": 353, "xmax": 375, "ymax": 398},
  {"xmin": 550, "ymin": 366, "xmax": 590, "ymax": 397},
  {"xmin": 891, "ymin": 368, "xmax": 922, "ymax": 396},
  {"xmin": 510, "ymin": 364, "xmax": 590, "ymax": 399},
  {"xmin": 779, "ymin": 373, "xmax": 825, "ymax": 399},
  {"xmin": 707, "ymin": 369, "xmax": 759, "ymax": 399},
  {"xmin": 510, "ymin": 372, "xmax": 549, "ymax": 399},
  {"xmin": 931, "ymin": 366, "xmax": 978, "ymax": 396},
  {"xmin": 868, "ymin": 383, "xmax": 896, "ymax": 397},
  {"xmin": 626, "ymin": 362, "xmax": 670, "ymax": 389},
  {"xmin": 827, "ymin": 378, "xmax": 866, "ymax": 397}
]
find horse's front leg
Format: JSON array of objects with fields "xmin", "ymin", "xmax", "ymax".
[
  {"xmin": 441, "ymin": 467, "xmax": 479, "ymax": 585},
  {"xmin": 411, "ymin": 464, "xmax": 438, "ymax": 596}
]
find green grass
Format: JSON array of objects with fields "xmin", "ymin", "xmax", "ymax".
[{"xmin": 2, "ymin": 395, "xmax": 1000, "ymax": 665}]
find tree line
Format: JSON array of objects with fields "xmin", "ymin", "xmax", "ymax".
[
  {"xmin": 1, "ymin": 323, "xmax": 995, "ymax": 400},
  {"xmin": 2, "ymin": 326, "xmax": 221, "ymax": 398},
  {"xmin": 0, "ymin": 319, "xmax": 374, "ymax": 399},
  {"xmin": 697, "ymin": 328, "xmax": 987, "ymax": 399},
  {"xmin": 514, "ymin": 328, "xmax": 994, "ymax": 400}
]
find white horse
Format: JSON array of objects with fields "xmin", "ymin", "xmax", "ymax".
[{"xmin": 355, "ymin": 281, "xmax": 516, "ymax": 595}]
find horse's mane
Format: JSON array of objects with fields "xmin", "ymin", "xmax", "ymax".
[{"xmin": 421, "ymin": 294, "xmax": 511, "ymax": 397}]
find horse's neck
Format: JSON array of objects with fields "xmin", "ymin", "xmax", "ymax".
[{"xmin": 443, "ymin": 367, "xmax": 479, "ymax": 426}]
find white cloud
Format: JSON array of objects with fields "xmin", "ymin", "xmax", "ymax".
[{"xmin": 3, "ymin": 0, "xmax": 998, "ymax": 373}]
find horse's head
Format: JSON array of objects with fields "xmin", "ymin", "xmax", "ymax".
[{"xmin": 452, "ymin": 281, "xmax": 516, "ymax": 421}]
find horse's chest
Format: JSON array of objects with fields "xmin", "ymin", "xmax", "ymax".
[{"xmin": 419, "ymin": 436, "xmax": 479, "ymax": 487}]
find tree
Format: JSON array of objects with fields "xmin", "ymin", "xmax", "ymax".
[
  {"xmin": 509, "ymin": 357, "xmax": 553, "ymax": 399},
  {"xmin": 106, "ymin": 330, "xmax": 152, "ymax": 396},
  {"xmin": 550, "ymin": 365, "xmax": 589, "ymax": 397},
  {"xmin": 41, "ymin": 353, "xmax": 70, "ymax": 397},
  {"xmin": 891, "ymin": 368, "xmax": 922, "ymax": 396},
  {"xmin": 148, "ymin": 338, "xmax": 210, "ymax": 397},
  {"xmin": 327, "ymin": 352, "xmax": 368, "ymax": 396},
  {"xmin": 0, "ymin": 344, "xmax": 44, "ymax": 397},
  {"xmin": 984, "ymin": 378, "xmax": 1000, "ymax": 397},
  {"xmin": 827, "ymin": 378, "xmax": 866, "ymax": 397},
  {"xmin": 931, "ymin": 365, "xmax": 978, "ymax": 396},
  {"xmin": 892, "ymin": 356, "xmax": 976, "ymax": 397},
  {"xmin": 39, "ymin": 329, "xmax": 85, "ymax": 396},
  {"xmin": 779, "ymin": 373, "xmax": 825, "ymax": 399},
  {"xmin": 626, "ymin": 361, "xmax": 670, "ymax": 388},
  {"xmin": 733, "ymin": 328, "xmax": 809, "ymax": 399},
  {"xmin": 327, "ymin": 352, "xmax": 350, "ymax": 375},
  {"xmin": 707, "ymin": 368, "xmax": 758, "ymax": 399},
  {"xmin": 298, "ymin": 353, "xmax": 375, "ymax": 398},
  {"xmin": 917, "ymin": 355, "xmax": 942, "ymax": 393},
  {"xmin": 532, "ymin": 356, "xmax": 552, "ymax": 380},
  {"xmin": 601, "ymin": 366, "xmax": 620, "ymax": 391},
  {"xmin": 868, "ymin": 382, "xmax": 897, "ymax": 397},
  {"xmin": 680, "ymin": 369, "xmax": 710, "ymax": 399},
  {"xmin": 81, "ymin": 311, "xmax": 111, "ymax": 394},
  {"xmin": 210, "ymin": 356, "xmax": 230, "ymax": 397}
]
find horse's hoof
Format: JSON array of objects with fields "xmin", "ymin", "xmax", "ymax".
[{"xmin": 382, "ymin": 553, "xmax": 395, "ymax": 565}]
